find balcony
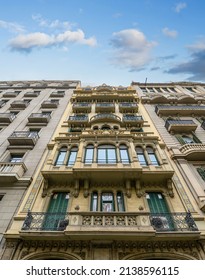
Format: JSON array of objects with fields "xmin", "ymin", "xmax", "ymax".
[
  {"xmin": 179, "ymin": 143, "xmax": 205, "ymax": 160},
  {"xmin": 165, "ymin": 119, "xmax": 197, "ymax": 133},
  {"xmin": 41, "ymin": 100, "xmax": 59, "ymax": 108},
  {"xmin": 50, "ymin": 91, "xmax": 65, "ymax": 97},
  {"xmin": 90, "ymin": 113, "xmax": 121, "ymax": 124},
  {"xmin": 95, "ymin": 103, "xmax": 115, "ymax": 113},
  {"xmin": 3, "ymin": 91, "xmax": 19, "ymax": 98},
  {"xmin": 7, "ymin": 131, "xmax": 39, "ymax": 146},
  {"xmin": 24, "ymin": 91, "xmax": 40, "ymax": 97},
  {"xmin": 119, "ymin": 103, "xmax": 138, "ymax": 113},
  {"xmin": 21, "ymin": 211, "xmax": 198, "ymax": 237},
  {"xmin": 0, "ymin": 162, "xmax": 27, "ymax": 183},
  {"xmin": 72, "ymin": 103, "xmax": 92, "ymax": 113},
  {"xmin": 155, "ymin": 105, "xmax": 205, "ymax": 116},
  {"xmin": 123, "ymin": 115, "xmax": 144, "ymax": 126},
  {"xmin": 0, "ymin": 113, "xmax": 16, "ymax": 123},
  {"xmin": 10, "ymin": 100, "xmax": 29, "ymax": 109},
  {"xmin": 68, "ymin": 115, "xmax": 88, "ymax": 125},
  {"xmin": 28, "ymin": 113, "xmax": 51, "ymax": 124},
  {"xmin": 0, "ymin": 101, "xmax": 6, "ymax": 108}
]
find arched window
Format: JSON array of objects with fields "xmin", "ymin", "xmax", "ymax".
[
  {"xmin": 91, "ymin": 192, "xmax": 98, "ymax": 211},
  {"xmin": 84, "ymin": 144, "xmax": 94, "ymax": 164},
  {"xmin": 97, "ymin": 144, "xmax": 116, "ymax": 164},
  {"xmin": 146, "ymin": 147, "xmax": 159, "ymax": 166},
  {"xmin": 119, "ymin": 144, "xmax": 130, "ymax": 164},
  {"xmin": 136, "ymin": 147, "xmax": 147, "ymax": 166},
  {"xmin": 117, "ymin": 191, "xmax": 125, "ymax": 211},
  {"xmin": 55, "ymin": 146, "xmax": 67, "ymax": 166},
  {"xmin": 67, "ymin": 147, "xmax": 78, "ymax": 166}
]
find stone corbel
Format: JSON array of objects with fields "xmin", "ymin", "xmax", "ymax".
[
  {"xmin": 135, "ymin": 180, "xmax": 144, "ymax": 197},
  {"xmin": 42, "ymin": 178, "xmax": 48, "ymax": 197},
  {"xmin": 167, "ymin": 179, "xmax": 174, "ymax": 198},
  {"xmin": 83, "ymin": 179, "xmax": 90, "ymax": 198},
  {"xmin": 125, "ymin": 180, "xmax": 132, "ymax": 198},
  {"xmin": 72, "ymin": 179, "xmax": 80, "ymax": 198}
]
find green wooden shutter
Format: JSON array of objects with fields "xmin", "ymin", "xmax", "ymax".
[
  {"xmin": 147, "ymin": 192, "xmax": 174, "ymax": 231},
  {"xmin": 43, "ymin": 193, "xmax": 69, "ymax": 230},
  {"xmin": 175, "ymin": 134, "xmax": 185, "ymax": 145},
  {"xmin": 197, "ymin": 167, "xmax": 205, "ymax": 181}
]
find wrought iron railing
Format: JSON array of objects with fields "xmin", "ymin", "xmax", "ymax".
[
  {"xmin": 68, "ymin": 115, "xmax": 88, "ymax": 121},
  {"xmin": 165, "ymin": 119, "xmax": 196, "ymax": 130},
  {"xmin": 96, "ymin": 103, "xmax": 115, "ymax": 107},
  {"xmin": 21, "ymin": 211, "xmax": 198, "ymax": 232},
  {"xmin": 150, "ymin": 212, "xmax": 198, "ymax": 232},
  {"xmin": 156, "ymin": 105, "xmax": 205, "ymax": 113},
  {"xmin": 123, "ymin": 115, "xmax": 143, "ymax": 121},
  {"xmin": 21, "ymin": 212, "xmax": 69, "ymax": 231},
  {"xmin": 9, "ymin": 131, "xmax": 39, "ymax": 140}
]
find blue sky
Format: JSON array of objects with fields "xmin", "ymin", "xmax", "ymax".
[{"xmin": 0, "ymin": 0, "xmax": 205, "ymax": 86}]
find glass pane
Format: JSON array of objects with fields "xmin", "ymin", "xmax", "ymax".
[
  {"xmin": 97, "ymin": 148, "xmax": 106, "ymax": 163},
  {"xmin": 120, "ymin": 149, "xmax": 129, "ymax": 163},
  {"xmin": 138, "ymin": 154, "xmax": 147, "ymax": 166},
  {"xmin": 107, "ymin": 148, "xmax": 116, "ymax": 163},
  {"xmin": 102, "ymin": 202, "xmax": 113, "ymax": 212},
  {"xmin": 117, "ymin": 192, "xmax": 125, "ymax": 211},
  {"xmin": 85, "ymin": 148, "xmax": 94, "ymax": 164},
  {"xmin": 55, "ymin": 151, "xmax": 66, "ymax": 165},
  {"xmin": 102, "ymin": 193, "xmax": 114, "ymax": 212},
  {"xmin": 149, "ymin": 154, "xmax": 159, "ymax": 166},
  {"xmin": 10, "ymin": 155, "xmax": 23, "ymax": 163},
  {"xmin": 91, "ymin": 192, "xmax": 98, "ymax": 211},
  {"xmin": 67, "ymin": 151, "xmax": 77, "ymax": 166}
]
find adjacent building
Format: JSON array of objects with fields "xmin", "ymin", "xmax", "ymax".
[
  {"xmin": 0, "ymin": 80, "xmax": 80, "ymax": 258},
  {"xmin": 2, "ymin": 82, "xmax": 205, "ymax": 260}
]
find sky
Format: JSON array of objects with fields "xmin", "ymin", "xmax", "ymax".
[{"xmin": 0, "ymin": 0, "xmax": 205, "ymax": 86}]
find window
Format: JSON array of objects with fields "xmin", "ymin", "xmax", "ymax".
[
  {"xmin": 84, "ymin": 144, "xmax": 94, "ymax": 164},
  {"xmin": 97, "ymin": 144, "xmax": 116, "ymax": 164},
  {"xmin": 175, "ymin": 133, "xmax": 201, "ymax": 145},
  {"xmin": 55, "ymin": 147, "xmax": 67, "ymax": 166},
  {"xmin": 91, "ymin": 191, "xmax": 125, "ymax": 212},
  {"xmin": 197, "ymin": 167, "xmax": 205, "ymax": 181},
  {"xmin": 119, "ymin": 145, "xmax": 130, "ymax": 164},
  {"xmin": 136, "ymin": 147, "xmax": 147, "ymax": 166},
  {"xmin": 147, "ymin": 147, "xmax": 159, "ymax": 166},
  {"xmin": 101, "ymin": 193, "xmax": 114, "ymax": 212},
  {"xmin": 10, "ymin": 155, "xmax": 23, "ymax": 163},
  {"xmin": 67, "ymin": 147, "xmax": 78, "ymax": 166}
]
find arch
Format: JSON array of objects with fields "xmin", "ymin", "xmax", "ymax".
[
  {"xmin": 101, "ymin": 124, "xmax": 111, "ymax": 130},
  {"xmin": 21, "ymin": 251, "xmax": 82, "ymax": 260},
  {"xmin": 122, "ymin": 252, "xmax": 197, "ymax": 260}
]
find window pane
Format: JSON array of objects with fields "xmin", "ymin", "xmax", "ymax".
[
  {"xmin": 85, "ymin": 147, "xmax": 94, "ymax": 164},
  {"xmin": 107, "ymin": 148, "xmax": 116, "ymax": 163},
  {"xmin": 117, "ymin": 192, "xmax": 125, "ymax": 211},
  {"xmin": 67, "ymin": 151, "xmax": 77, "ymax": 166},
  {"xmin": 149, "ymin": 154, "xmax": 159, "ymax": 166},
  {"xmin": 101, "ymin": 193, "xmax": 114, "ymax": 212},
  {"xmin": 91, "ymin": 192, "xmax": 98, "ymax": 211},
  {"xmin": 55, "ymin": 150, "xmax": 66, "ymax": 165},
  {"xmin": 10, "ymin": 155, "xmax": 23, "ymax": 163},
  {"xmin": 120, "ymin": 149, "xmax": 129, "ymax": 164},
  {"xmin": 138, "ymin": 154, "xmax": 147, "ymax": 166},
  {"xmin": 98, "ymin": 148, "xmax": 106, "ymax": 163}
]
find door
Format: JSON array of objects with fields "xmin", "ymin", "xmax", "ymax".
[
  {"xmin": 146, "ymin": 192, "xmax": 174, "ymax": 231},
  {"xmin": 42, "ymin": 192, "xmax": 69, "ymax": 230}
]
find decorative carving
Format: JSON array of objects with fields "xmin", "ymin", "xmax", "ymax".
[{"xmin": 167, "ymin": 179, "xmax": 174, "ymax": 198}]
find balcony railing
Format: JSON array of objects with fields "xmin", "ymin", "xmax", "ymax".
[
  {"xmin": 41, "ymin": 100, "xmax": 59, "ymax": 108},
  {"xmin": 72, "ymin": 103, "xmax": 92, "ymax": 113},
  {"xmin": 8, "ymin": 131, "xmax": 39, "ymax": 146},
  {"xmin": 68, "ymin": 115, "xmax": 88, "ymax": 123},
  {"xmin": 10, "ymin": 100, "xmax": 29, "ymax": 109},
  {"xmin": 3, "ymin": 91, "xmax": 18, "ymax": 97},
  {"xmin": 155, "ymin": 105, "xmax": 205, "ymax": 116},
  {"xmin": 165, "ymin": 119, "xmax": 197, "ymax": 132},
  {"xmin": 119, "ymin": 103, "xmax": 138, "ymax": 112},
  {"xmin": 21, "ymin": 212, "xmax": 69, "ymax": 231},
  {"xmin": 24, "ymin": 91, "xmax": 40, "ymax": 97},
  {"xmin": 95, "ymin": 103, "xmax": 115, "ymax": 112},
  {"xmin": 28, "ymin": 113, "xmax": 51, "ymax": 124},
  {"xmin": 0, "ymin": 162, "xmax": 27, "ymax": 183},
  {"xmin": 0, "ymin": 113, "xmax": 16, "ymax": 123},
  {"xmin": 90, "ymin": 113, "xmax": 121, "ymax": 123},
  {"xmin": 21, "ymin": 211, "xmax": 198, "ymax": 232},
  {"xmin": 50, "ymin": 91, "xmax": 65, "ymax": 97}
]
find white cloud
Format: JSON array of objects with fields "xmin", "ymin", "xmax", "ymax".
[
  {"xmin": 162, "ymin": 27, "xmax": 178, "ymax": 38},
  {"xmin": 0, "ymin": 20, "xmax": 25, "ymax": 33},
  {"xmin": 32, "ymin": 14, "xmax": 73, "ymax": 30},
  {"xmin": 9, "ymin": 29, "xmax": 97, "ymax": 52},
  {"xmin": 175, "ymin": 2, "xmax": 187, "ymax": 13},
  {"xmin": 110, "ymin": 29, "xmax": 157, "ymax": 71}
]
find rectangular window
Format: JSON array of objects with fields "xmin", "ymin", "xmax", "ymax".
[
  {"xmin": 138, "ymin": 154, "xmax": 147, "ymax": 166},
  {"xmin": 149, "ymin": 154, "xmax": 159, "ymax": 166},
  {"xmin": 120, "ymin": 149, "xmax": 129, "ymax": 164},
  {"xmin": 84, "ymin": 147, "xmax": 94, "ymax": 164},
  {"xmin": 91, "ymin": 192, "xmax": 98, "ymax": 211},
  {"xmin": 67, "ymin": 150, "xmax": 77, "ymax": 166},
  {"xmin": 101, "ymin": 193, "xmax": 114, "ymax": 212},
  {"xmin": 117, "ymin": 192, "xmax": 125, "ymax": 211},
  {"xmin": 10, "ymin": 155, "xmax": 23, "ymax": 163},
  {"xmin": 55, "ymin": 150, "xmax": 67, "ymax": 165}
]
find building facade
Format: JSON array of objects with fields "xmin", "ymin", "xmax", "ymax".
[
  {"xmin": 0, "ymin": 80, "xmax": 80, "ymax": 258},
  {"xmin": 1, "ymin": 82, "xmax": 205, "ymax": 260}
]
